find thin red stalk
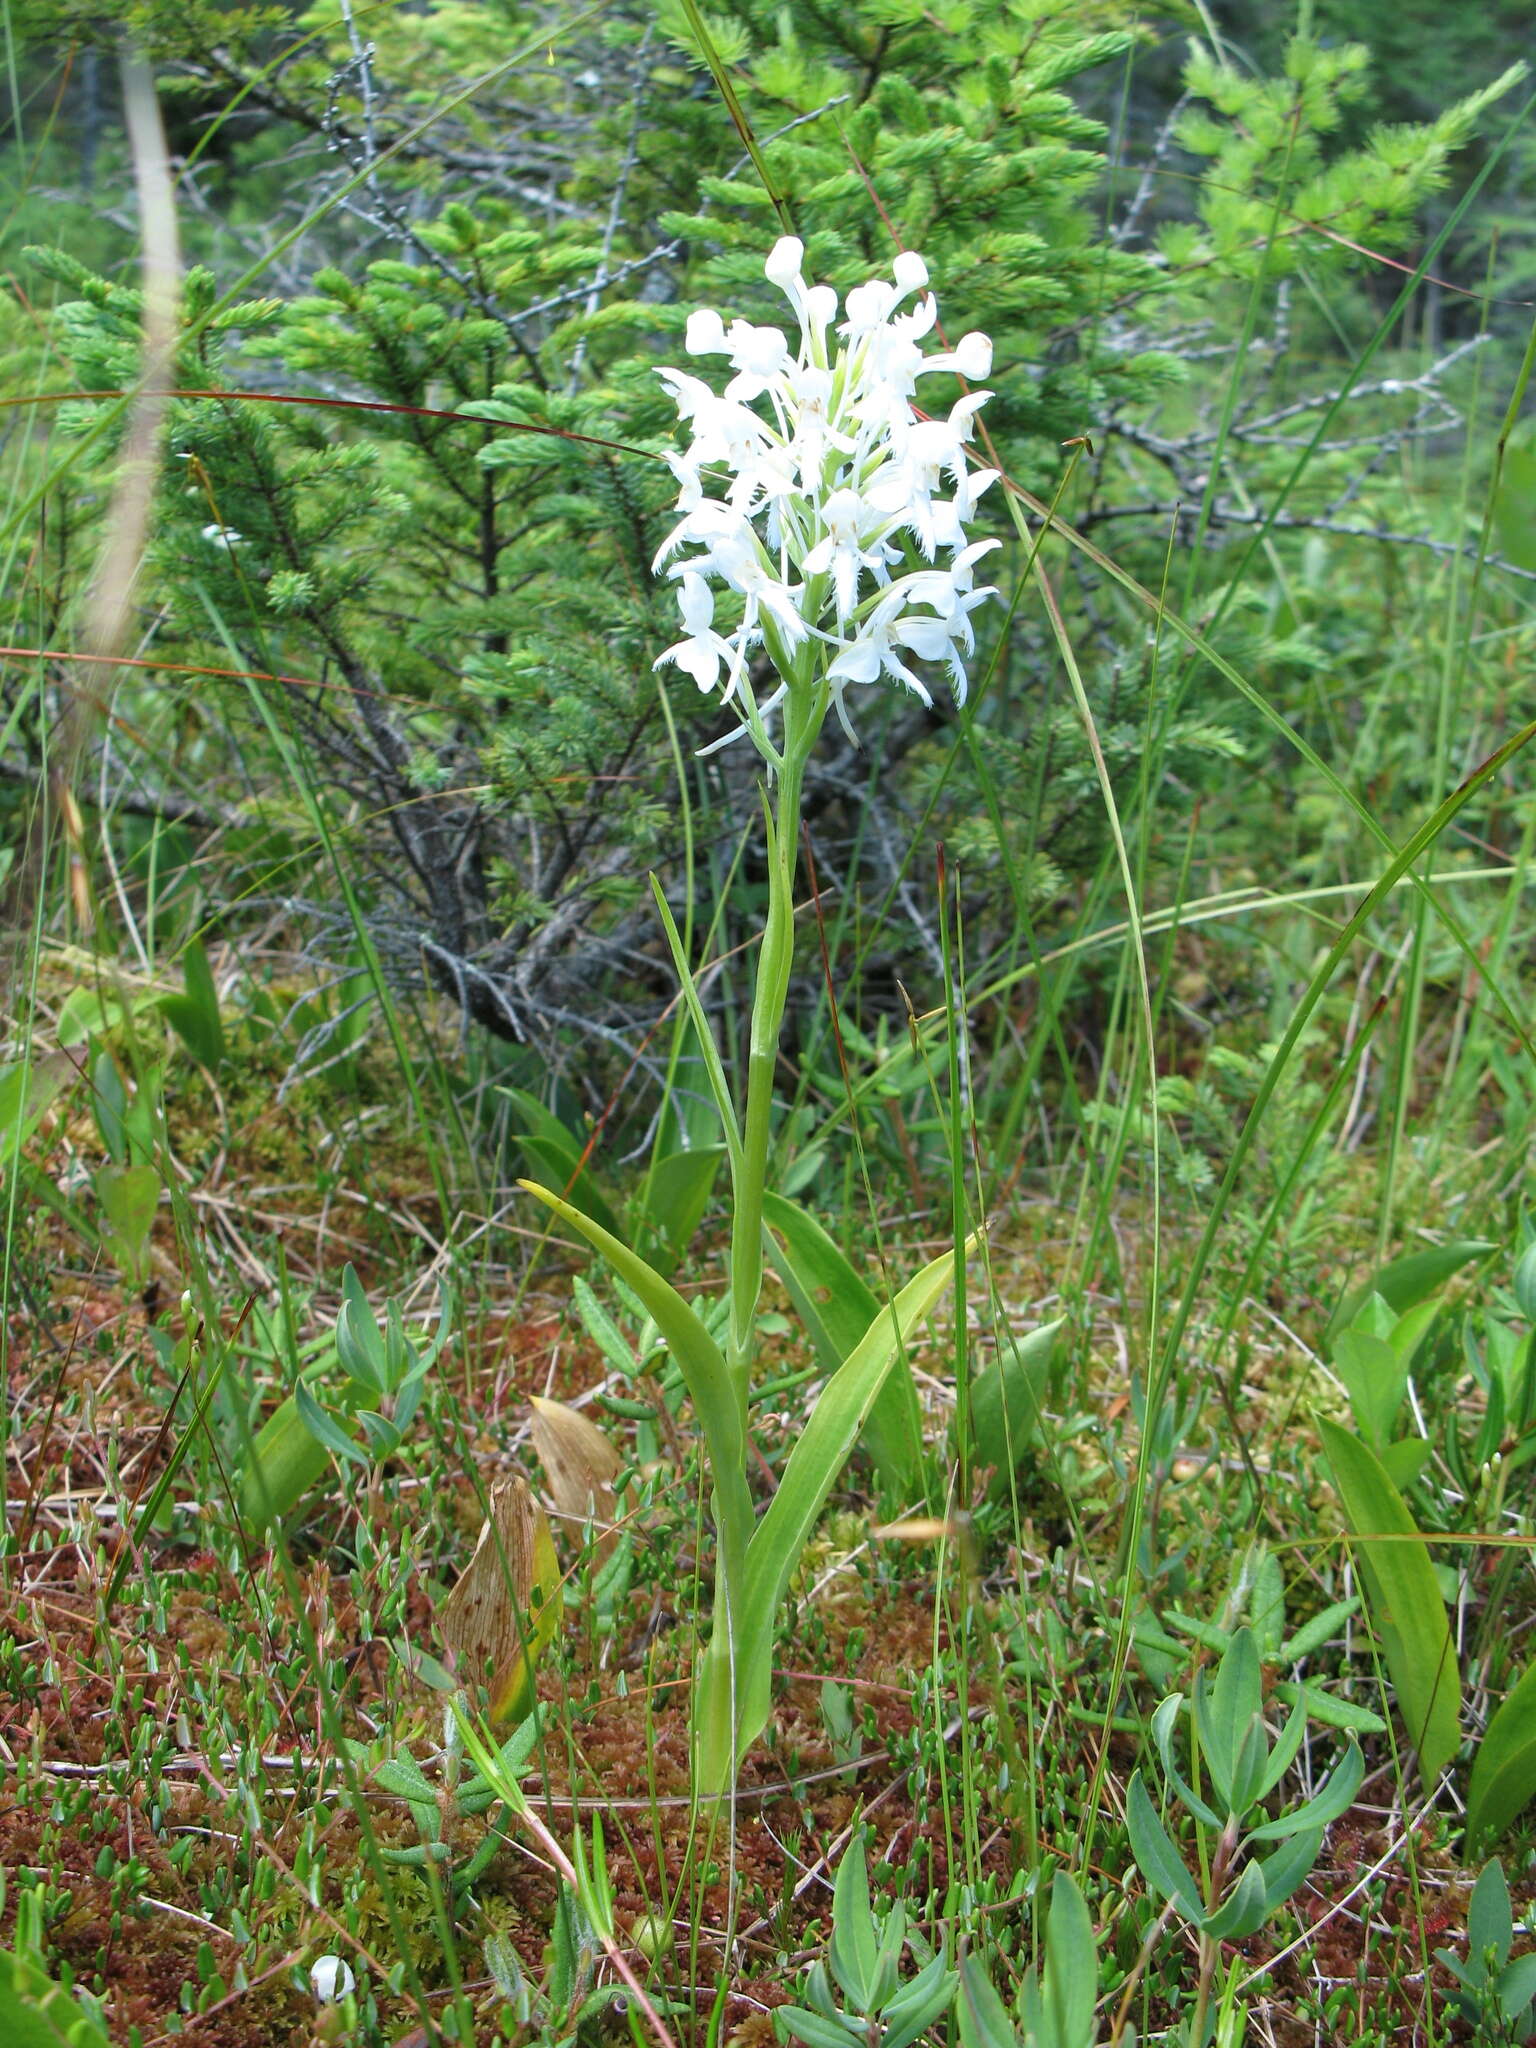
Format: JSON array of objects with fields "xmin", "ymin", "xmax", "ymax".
[{"xmin": 0, "ymin": 383, "xmax": 659, "ymax": 456}]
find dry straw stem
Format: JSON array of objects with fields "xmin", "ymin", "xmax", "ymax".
[
  {"xmin": 44, "ymin": 50, "xmax": 182, "ymax": 913},
  {"xmin": 82, "ymin": 52, "xmax": 180, "ymax": 669}
]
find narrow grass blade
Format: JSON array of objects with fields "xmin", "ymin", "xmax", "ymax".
[
  {"xmin": 648, "ymin": 876, "xmax": 744, "ymax": 1186},
  {"xmin": 106, "ymin": 1312, "xmax": 237, "ymax": 1613}
]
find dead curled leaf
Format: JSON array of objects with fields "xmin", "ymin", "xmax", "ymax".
[
  {"xmin": 528, "ymin": 1394, "xmax": 621, "ymax": 1559},
  {"xmin": 438, "ymin": 1473, "xmax": 562, "ymax": 1726}
]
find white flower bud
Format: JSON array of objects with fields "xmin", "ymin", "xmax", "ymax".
[
  {"xmin": 310, "ymin": 1956, "xmax": 355, "ymax": 2005},
  {"xmin": 685, "ymin": 308, "xmax": 729, "ymax": 355},
  {"xmin": 764, "ymin": 237, "xmax": 805, "ymax": 288},
  {"xmin": 950, "ymin": 332, "xmax": 992, "ymax": 379}
]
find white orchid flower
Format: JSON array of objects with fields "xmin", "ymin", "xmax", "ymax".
[
  {"xmin": 872, "ymin": 396, "xmax": 993, "ymax": 555},
  {"xmin": 655, "ymin": 237, "xmax": 998, "ymax": 745},
  {"xmin": 802, "ymin": 489, "xmax": 901, "ymax": 620},
  {"xmin": 687, "ymin": 308, "xmax": 793, "ymax": 401},
  {"xmin": 840, "ymin": 250, "xmax": 930, "ymax": 339},
  {"xmin": 655, "ymin": 572, "xmax": 749, "ymax": 696}
]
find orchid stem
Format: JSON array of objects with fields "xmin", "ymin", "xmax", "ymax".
[{"xmin": 727, "ymin": 706, "xmax": 811, "ymax": 1388}]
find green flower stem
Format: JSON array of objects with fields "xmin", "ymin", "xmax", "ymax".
[
  {"xmin": 725, "ymin": 676, "xmax": 822, "ymax": 1387},
  {"xmin": 704, "ymin": 668, "xmax": 826, "ymax": 1783}
]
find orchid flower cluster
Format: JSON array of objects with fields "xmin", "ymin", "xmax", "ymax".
[{"xmin": 654, "ymin": 237, "xmax": 1000, "ymax": 756}]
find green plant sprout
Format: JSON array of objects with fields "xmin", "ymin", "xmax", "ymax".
[
  {"xmin": 1126, "ymin": 1626, "xmax": 1363, "ymax": 2048},
  {"xmin": 956, "ymin": 1870, "xmax": 1104, "ymax": 2048},
  {"xmin": 237, "ymin": 1264, "xmax": 449, "ymax": 1528},
  {"xmin": 368, "ymin": 1705, "xmax": 542, "ymax": 1899},
  {"xmin": 1436, "ymin": 1859, "xmax": 1536, "ymax": 2044},
  {"xmin": 521, "ymin": 236, "xmax": 998, "ymax": 1793},
  {"xmin": 775, "ymin": 1834, "xmax": 958, "ymax": 2048}
]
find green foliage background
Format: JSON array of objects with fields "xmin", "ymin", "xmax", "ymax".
[{"xmin": 3, "ymin": 0, "xmax": 1530, "ymax": 1124}]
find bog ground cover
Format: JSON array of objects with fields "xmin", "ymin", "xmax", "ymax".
[{"xmin": 4, "ymin": 2, "xmax": 1536, "ymax": 2044}]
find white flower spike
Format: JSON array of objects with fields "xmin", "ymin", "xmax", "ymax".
[{"xmin": 655, "ymin": 239, "xmax": 997, "ymax": 753}]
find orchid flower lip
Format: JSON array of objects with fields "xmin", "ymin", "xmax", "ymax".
[{"xmin": 655, "ymin": 240, "xmax": 999, "ymax": 745}]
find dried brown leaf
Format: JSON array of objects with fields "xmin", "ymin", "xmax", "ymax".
[
  {"xmin": 438, "ymin": 1474, "xmax": 561, "ymax": 1725},
  {"xmin": 528, "ymin": 1395, "xmax": 621, "ymax": 1556}
]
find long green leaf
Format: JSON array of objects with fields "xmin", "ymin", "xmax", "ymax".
[
  {"xmin": 762, "ymin": 1190, "xmax": 879, "ymax": 1362},
  {"xmin": 639, "ymin": 1144, "xmax": 726, "ymax": 1271},
  {"xmin": 777, "ymin": 2007, "xmax": 855, "ymax": 2048},
  {"xmin": 517, "ymin": 1181, "xmax": 752, "ymax": 1567},
  {"xmin": 762, "ymin": 1190, "xmax": 923, "ymax": 1504},
  {"xmin": 1466, "ymin": 1656, "xmax": 1536, "ymax": 1856},
  {"xmin": 829, "ymin": 1841, "xmax": 879, "ymax": 2009},
  {"xmin": 694, "ymin": 1241, "xmax": 965, "ymax": 1791},
  {"xmin": 1042, "ymin": 1871, "xmax": 1097, "ymax": 2048},
  {"xmin": 159, "ymin": 935, "xmax": 225, "ymax": 1069},
  {"xmin": 1200, "ymin": 1858, "xmax": 1269, "ymax": 1942},
  {"xmin": 1, "ymin": 1052, "xmax": 77, "ymax": 1186},
  {"xmin": 1254, "ymin": 1827, "xmax": 1325, "ymax": 1916},
  {"xmin": 964, "ymin": 1319, "xmax": 1060, "ymax": 1500},
  {"xmin": 294, "ymin": 1381, "xmax": 372, "ymax": 1468},
  {"xmin": 1246, "ymin": 1739, "xmax": 1363, "ymax": 1841},
  {"xmin": 746, "ymin": 1241, "xmax": 964, "ymax": 1637},
  {"xmin": 1317, "ymin": 1417, "xmax": 1461, "ymax": 1783},
  {"xmin": 1271, "ymin": 1678, "xmax": 1385, "ymax": 1736},
  {"xmin": 237, "ymin": 1393, "xmax": 331, "ymax": 1529},
  {"xmin": 955, "ymin": 1958, "xmax": 1015, "ymax": 2048},
  {"xmin": 1330, "ymin": 1328, "xmax": 1409, "ymax": 1454},
  {"xmin": 1328, "ymin": 1239, "xmax": 1497, "ymax": 1343}
]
